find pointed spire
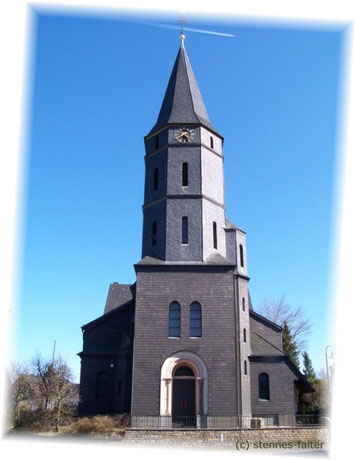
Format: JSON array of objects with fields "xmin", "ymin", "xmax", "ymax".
[{"xmin": 149, "ymin": 40, "xmax": 214, "ymax": 134}]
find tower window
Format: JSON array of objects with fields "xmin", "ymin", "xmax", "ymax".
[
  {"xmin": 182, "ymin": 216, "xmax": 188, "ymax": 244},
  {"xmin": 244, "ymin": 360, "xmax": 247, "ymax": 376},
  {"xmin": 243, "ymin": 328, "xmax": 247, "ymax": 343},
  {"xmin": 169, "ymin": 302, "xmax": 181, "ymax": 337},
  {"xmin": 210, "ymin": 136, "xmax": 214, "ymax": 149},
  {"xmin": 242, "ymin": 297, "xmax": 246, "ymax": 311},
  {"xmin": 213, "ymin": 221, "xmax": 217, "ymax": 249},
  {"xmin": 152, "ymin": 221, "xmax": 157, "ymax": 246},
  {"xmin": 96, "ymin": 372, "xmax": 108, "ymax": 397},
  {"xmin": 155, "ymin": 136, "xmax": 159, "ymax": 150},
  {"xmin": 153, "ymin": 168, "xmax": 158, "ymax": 191},
  {"xmin": 258, "ymin": 373, "xmax": 270, "ymax": 400},
  {"xmin": 190, "ymin": 302, "xmax": 202, "ymax": 337},
  {"xmin": 182, "ymin": 162, "xmax": 188, "ymax": 186},
  {"xmin": 239, "ymin": 244, "xmax": 244, "ymax": 267}
]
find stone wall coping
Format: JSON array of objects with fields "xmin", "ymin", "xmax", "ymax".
[{"xmin": 127, "ymin": 426, "xmax": 328, "ymax": 433}]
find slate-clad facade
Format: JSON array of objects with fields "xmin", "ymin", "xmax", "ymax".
[{"xmin": 78, "ymin": 38, "xmax": 313, "ymax": 421}]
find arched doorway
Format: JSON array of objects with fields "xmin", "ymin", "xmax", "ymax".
[
  {"xmin": 160, "ymin": 351, "xmax": 208, "ymax": 419},
  {"xmin": 172, "ymin": 365, "xmax": 196, "ymax": 417}
]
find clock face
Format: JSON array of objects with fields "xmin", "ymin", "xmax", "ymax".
[{"xmin": 174, "ymin": 127, "xmax": 195, "ymax": 143}]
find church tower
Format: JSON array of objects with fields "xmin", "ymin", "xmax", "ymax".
[
  {"xmin": 131, "ymin": 37, "xmax": 252, "ymax": 424},
  {"xmin": 78, "ymin": 35, "xmax": 313, "ymax": 426},
  {"xmin": 142, "ymin": 39, "xmax": 226, "ymax": 263}
]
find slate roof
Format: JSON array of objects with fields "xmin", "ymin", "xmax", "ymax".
[
  {"xmin": 82, "ymin": 298, "xmax": 134, "ymax": 332},
  {"xmin": 104, "ymin": 282, "xmax": 136, "ymax": 314},
  {"xmin": 250, "ymin": 331, "xmax": 284, "ymax": 356},
  {"xmin": 249, "ymin": 309, "xmax": 283, "ymax": 331},
  {"xmin": 135, "ymin": 254, "xmax": 235, "ymax": 266},
  {"xmin": 224, "ymin": 219, "xmax": 246, "ymax": 234},
  {"xmin": 149, "ymin": 43, "xmax": 215, "ymax": 135}
]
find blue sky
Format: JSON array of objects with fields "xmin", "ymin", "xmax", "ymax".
[{"xmin": 13, "ymin": 9, "xmax": 344, "ymax": 382}]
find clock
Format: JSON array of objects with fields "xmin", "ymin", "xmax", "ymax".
[{"xmin": 174, "ymin": 127, "xmax": 195, "ymax": 143}]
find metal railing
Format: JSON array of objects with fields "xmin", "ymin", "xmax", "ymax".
[{"xmin": 130, "ymin": 414, "xmax": 329, "ymax": 430}]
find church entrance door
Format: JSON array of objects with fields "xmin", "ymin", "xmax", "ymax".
[{"xmin": 172, "ymin": 365, "xmax": 196, "ymax": 427}]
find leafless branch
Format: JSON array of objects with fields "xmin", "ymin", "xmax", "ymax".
[{"xmin": 257, "ymin": 295, "xmax": 312, "ymax": 352}]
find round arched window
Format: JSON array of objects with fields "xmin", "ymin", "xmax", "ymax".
[{"xmin": 259, "ymin": 372, "xmax": 270, "ymax": 400}]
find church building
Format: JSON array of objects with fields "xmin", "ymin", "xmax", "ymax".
[{"xmin": 78, "ymin": 36, "xmax": 313, "ymax": 427}]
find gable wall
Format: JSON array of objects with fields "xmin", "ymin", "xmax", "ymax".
[
  {"xmin": 79, "ymin": 305, "xmax": 134, "ymax": 416},
  {"xmin": 82, "ymin": 305, "xmax": 134, "ymax": 353}
]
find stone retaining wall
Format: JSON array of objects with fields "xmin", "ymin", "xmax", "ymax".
[{"xmin": 125, "ymin": 427, "xmax": 329, "ymax": 450}]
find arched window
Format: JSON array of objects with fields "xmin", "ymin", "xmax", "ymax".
[
  {"xmin": 239, "ymin": 244, "xmax": 244, "ymax": 267},
  {"xmin": 155, "ymin": 135, "xmax": 160, "ymax": 150},
  {"xmin": 213, "ymin": 221, "xmax": 217, "ymax": 249},
  {"xmin": 182, "ymin": 216, "xmax": 188, "ymax": 244},
  {"xmin": 210, "ymin": 136, "xmax": 214, "ymax": 149},
  {"xmin": 182, "ymin": 162, "xmax": 188, "ymax": 186},
  {"xmin": 190, "ymin": 302, "xmax": 202, "ymax": 337},
  {"xmin": 244, "ymin": 360, "xmax": 247, "ymax": 376},
  {"xmin": 259, "ymin": 373, "xmax": 270, "ymax": 400},
  {"xmin": 96, "ymin": 372, "xmax": 108, "ymax": 397},
  {"xmin": 242, "ymin": 297, "xmax": 246, "ymax": 311},
  {"xmin": 243, "ymin": 328, "xmax": 247, "ymax": 343},
  {"xmin": 169, "ymin": 302, "xmax": 181, "ymax": 337},
  {"xmin": 153, "ymin": 168, "xmax": 158, "ymax": 191}
]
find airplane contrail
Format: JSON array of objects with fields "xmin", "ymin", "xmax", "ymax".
[{"xmin": 142, "ymin": 22, "xmax": 236, "ymax": 38}]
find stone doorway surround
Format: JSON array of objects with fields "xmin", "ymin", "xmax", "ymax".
[{"xmin": 160, "ymin": 351, "xmax": 208, "ymax": 416}]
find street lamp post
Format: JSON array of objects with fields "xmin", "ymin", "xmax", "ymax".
[{"xmin": 325, "ymin": 345, "xmax": 334, "ymax": 400}]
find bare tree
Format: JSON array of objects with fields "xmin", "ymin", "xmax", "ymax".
[
  {"xmin": 256, "ymin": 295, "xmax": 312, "ymax": 352},
  {"xmin": 31, "ymin": 354, "xmax": 54, "ymax": 411},
  {"xmin": 8, "ymin": 363, "xmax": 37, "ymax": 426},
  {"xmin": 31, "ymin": 354, "xmax": 78, "ymax": 431},
  {"xmin": 8, "ymin": 355, "xmax": 77, "ymax": 431},
  {"xmin": 50, "ymin": 357, "xmax": 78, "ymax": 431}
]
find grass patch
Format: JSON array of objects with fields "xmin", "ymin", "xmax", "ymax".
[{"xmin": 62, "ymin": 415, "xmax": 128, "ymax": 437}]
